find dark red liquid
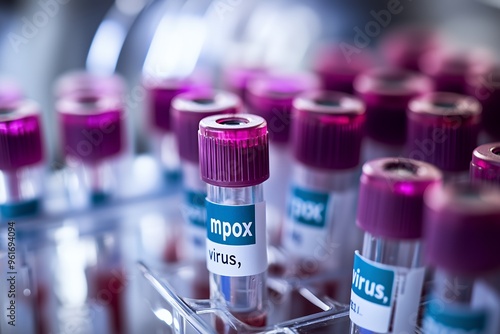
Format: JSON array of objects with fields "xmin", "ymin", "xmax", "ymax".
[
  {"xmin": 34, "ymin": 283, "xmax": 49, "ymax": 334},
  {"xmin": 88, "ymin": 268, "xmax": 127, "ymax": 334},
  {"xmin": 215, "ymin": 310, "xmax": 267, "ymax": 333},
  {"xmin": 162, "ymin": 238, "xmax": 179, "ymax": 263}
]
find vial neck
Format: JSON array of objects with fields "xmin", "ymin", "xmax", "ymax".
[{"xmin": 206, "ymin": 184, "xmax": 264, "ymax": 205}]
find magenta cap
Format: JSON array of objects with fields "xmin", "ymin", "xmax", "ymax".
[
  {"xmin": 470, "ymin": 143, "xmax": 500, "ymax": 186},
  {"xmin": 407, "ymin": 92, "xmax": 481, "ymax": 172},
  {"xmin": 354, "ymin": 68, "xmax": 433, "ymax": 145},
  {"xmin": 0, "ymin": 101, "xmax": 44, "ymax": 171},
  {"xmin": 223, "ymin": 66, "xmax": 268, "ymax": 103},
  {"xmin": 0, "ymin": 79, "xmax": 23, "ymax": 106},
  {"xmin": 57, "ymin": 93, "xmax": 124, "ymax": 164},
  {"xmin": 380, "ymin": 27, "xmax": 440, "ymax": 71},
  {"xmin": 467, "ymin": 66, "xmax": 500, "ymax": 139},
  {"xmin": 198, "ymin": 114, "xmax": 269, "ymax": 187},
  {"xmin": 424, "ymin": 182, "xmax": 500, "ymax": 274},
  {"xmin": 420, "ymin": 49, "xmax": 491, "ymax": 94},
  {"xmin": 357, "ymin": 158, "xmax": 442, "ymax": 239},
  {"xmin": 54, "ymin": 71, "xmax": 126, "ymax": 99},
  {"xmin": 291, "ymin": 91, "xmax": 365, "ymax": 170},
  {"xmin": 312, "ymin": 45, "xmax": 374, "ymax": 94},
  {"xmin": 144, "ymin": 76, "xmax": 210, "ymax": 133},
  {"xmin": 247, "ymin": 72, "xmax": 319, "ymax": 143},
  {"xmin": 172, "ymin": 90, "xmax": 242, "ymax": 164}
]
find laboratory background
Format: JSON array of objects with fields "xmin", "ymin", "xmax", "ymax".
[{"xmin": 1, "ymin": 0, "xmax": 500, "ymax": 333}]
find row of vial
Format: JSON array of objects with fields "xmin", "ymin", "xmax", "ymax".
[
  {"xmin": 1, "ymin": 29, "xmax": 500, "ymax": 334},
  {"xmin": 169, "ymin": 89, "xmax": 500, "ymax": 334}
]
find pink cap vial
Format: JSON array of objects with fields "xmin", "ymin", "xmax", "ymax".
[
  {"xmin": 354, "ymin": 68, "xmax": 433, "ymax": 145},
  {"xmin": 198, "ymin": 114, "xmax": 269, "ymax": 187},
  {"xmin": 57, "ymin": 93, "xmax": 124, "ymax": 164},
  {"xmin": 424, "ymin": 182, "xmax": 500, "ymax": 274},
  {"xmin": 247, "ymin": 72, "xmax": 319, "ymax": 143},
  {"xmin": 419, "ymin": 49, "xmax": 492, "ymax": 94},
  {"xmin": 357, "ymin": 158, "xmax": 442, "ymax": 239},
  {"xmin": 407, "ymin": 92, "xmax": 481, "ymax": 173},
  {"xmin": 467, "ymin": 66, "xmax": 500, "ymax": 140},
  {"xmin": 172, "ymin": 90, "xmax": 242, "ymax": 164},
  {"xmin": 380, "ymin": 27, "xmax": 441, "ymax": 71},
  {"xmin": 144, "ymin": 75, "xmax": 210, "ymax": 133},
  {"xmin": 470, "ymin": 143, "xmax": 500, "ymax": 187},
  {"xmin": 0, "ymin": 100, "xmax": 44, "ymax": 171},
  {"xmin": 54, "ymin": 71, "xmax": 126, "ymax": 99},
  {"xmin": 291, "ymin": 91, "xmax": 365, "ymax": 170},
  {"xmin": 312, "ymin": 45, "xmax": 374, "ymax": 94},
  {"xmin": 223, "ymin": 66, "xmax": 268, "ymax": 103}
]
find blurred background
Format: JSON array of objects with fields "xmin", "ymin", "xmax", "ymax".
[
  {"xmin": 1, "ymin": 0, "xmax": 500, "ymax": 333},
  {"xmin": 1, "ymin": 0, "xmax": 499, "ymax": 163}
]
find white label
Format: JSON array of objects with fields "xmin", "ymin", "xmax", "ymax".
[
  {"xmin": 349, "ymin": 251, "xmax": 425, "ymax": 333},
  {"xmin": 205, "ymin": 201, "xmax": 267, "ymax": 277}
]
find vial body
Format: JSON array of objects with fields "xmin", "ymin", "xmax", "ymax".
[{"xmin": 206, "ymin": 183, "xmax": 267, "ymax": 326}]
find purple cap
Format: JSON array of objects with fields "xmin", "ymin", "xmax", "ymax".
[
  {"xmin": 198, "ymin": 114, "xmax": 269, "ymax": 187},
  {"xmin": 57, "ymin": 93, "xmax": 124, "ymax": 164},
  {"xmin": 247, "ymin": 72, "xmax": 319, "ymax": 143},
  {"xmin": 380, "ymin": 27, "xmax": 441, "ymax": 71},
  {"xmin": 357, "ymin": 158, "xmax": 442, "ymax": 239},
  {"xmin": 0, "ymin": 79, "xmax": 23, "ymax": 106},
  {"xmin": 291, "ymin": 91, "xmax": 365, "ymax": 170},
  {"xmin": 354, "ymin": 68, "xmax": 433, "ymax": 145},
  {"xmin": 0, "ymin": 100, "xmax": 44, "ymax": 171},
  {"xmin": 312, "ymin": 45, "xmax": 374, "ymax": 94},
  {"xmin": 470, "ymin": 143, "xmax": 500, "ymax": 186},
  {"xmin": 467, "ymin": 66, "xmax": 500, "ymax": 140},
  {"xmin": 420, "ymin": 49, "xmax": 492, "ymax": 94},
  {"xmin": 54, "ymin": 71, "xmax": 126, "ymax": 99},
  {"xmin": 407, "ymin": 92, "xmax": 481, "ymax": 172},
  {"xmin": 172, "ymin": 90, "xmax": 242, "ymax": 163},
  {"xmin": 144, "ymin": 76, "xmax": 210, "ymax": 133},
  {"xmin": 223, "ymin": 66, "xmax": 268, "ymax": 103},
  {"xmin": 424, "ymin": 182, "xmax": 500, "ymax": 274}
]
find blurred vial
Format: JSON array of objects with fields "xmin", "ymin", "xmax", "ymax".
[
  {"xmin": 407, "ymin": 92, "xmax": 481, "ymax": 182},
  {"xmin": 467, "ymin": 65, "xmax": 500, "ymax": 143},
  {"xmin": 312, "ymin": 44, "xmax": 374, "ymax": 94},
  {"xmin": 57, "ymin": 91, "xmax": 126, "ymax": 207},
  {"xmin": 246, "ymin": 71, "xmax": 319, "ymax": 245},
  {"xmin": 0, "ymin": 99, "xmax": 45, "ymax": 219},
  {"xmin": 284, "ymin": 91, "xmax": 365, "ymax": 310},
  {"xmin": 143, "ymin": 75, "xmax": 209, "ymax": 181},
  {"xmin": 419, "ymin": 48, "xmax": 492, "ymax": 94},
  {"xmin": 380, "ymin": 26, "xmax": 441, "ymax": 71},
  {"xmin": 354, "ymin": 67, "xmax": 433, "ymax": 162}
]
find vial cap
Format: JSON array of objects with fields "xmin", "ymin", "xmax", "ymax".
[
  {"xmin": 172, "ymin": 90, "xmax": 242, "ymax": 163},
  {"xmin": 470, "ymin": 142, "xmax": 500, "ymax": 187},
  {"xmin": 357, "ymin": 158, "xmax": 442, "ymax": 239},
  {"xmin": 57, "ymin": 92, "xmax": 124, "ymax": 164},
  {"xmin": 199, "ymin": 114, "xmax": 269, "ymax": 187},
  {"xmin": 354, "ymin": 68, "xmax": 433, "ymax": 145},
  {"xmin": 407, "ymin": 92, "xmax": 481, "ymax": 172},
  {"xmin": 312, "ymin": 45, "xmax": 374, "ymax": 93},
  {"xmin": 54, "ymin": 71, "xmax": 126, "ymax": 99},
  {"xmin": 424, "ymin": 182, "xmax": 500, "ymax": 274},
  {"xmin": 0, "ymin": 100, "xmax": 44, "ymax": 170},
  {"xmin": 144, "ymin": 75, "xmax": 210, "ymax": 132},
  {"xmin": 223, "ymin": 66, "xmax": 268, "ymax": 103},
  {"xmin": 292, "ymin": 91, "xmax": 365, "ymax": 170},
  {"xmin": 247, "ymin": 72, "xmax": 319, "ymax": 143}
]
